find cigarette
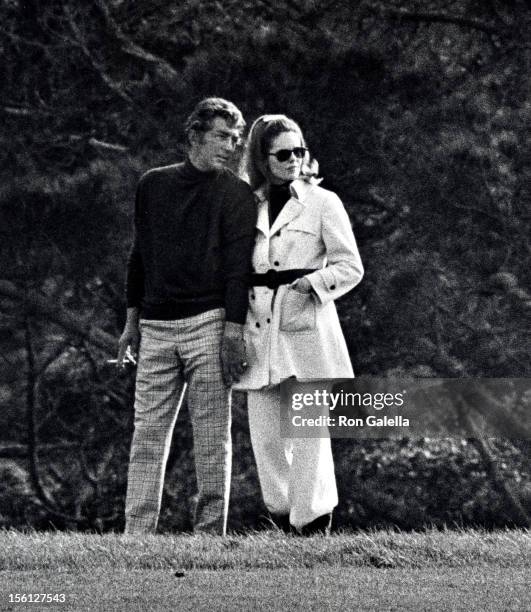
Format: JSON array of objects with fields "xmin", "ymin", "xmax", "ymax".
[{"xmin": 106, "ymin": 355, "xmax": 137, "ymax": 365}]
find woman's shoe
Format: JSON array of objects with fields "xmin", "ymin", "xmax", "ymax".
[
  {"xmin": 267, "ymin": 513, "xmax": 293, "ymax": 534},
  {"xmin": 298, "ymin": 513, "xmax": 332, "ymax": 536}
]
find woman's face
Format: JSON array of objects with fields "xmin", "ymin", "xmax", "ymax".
[{"xmin": 267, "ymin": 131, "xmax": 304, "ymax": 184}]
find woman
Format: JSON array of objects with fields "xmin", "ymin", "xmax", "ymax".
[{"xmin": 235, "ymin": 115, "xmax": 364, "ymax": 534}]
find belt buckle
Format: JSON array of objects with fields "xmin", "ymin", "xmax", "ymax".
[{"xmin": 265, "ymin": 268, "xmax": 278, "ymax": 289}]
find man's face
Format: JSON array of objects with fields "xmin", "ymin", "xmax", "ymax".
[{"xmin": 190, "ymin": 117, "xmax": 241, "ymax": 171}]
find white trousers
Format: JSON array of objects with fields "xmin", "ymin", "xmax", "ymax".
[{"xmin": 247, "ymin": 386, "xmax": 338, "ymax": 530}]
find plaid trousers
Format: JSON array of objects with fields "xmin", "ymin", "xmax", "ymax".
[{"xmin": 124, "ymin": 308, "xmax": 231, "ymax": 535}]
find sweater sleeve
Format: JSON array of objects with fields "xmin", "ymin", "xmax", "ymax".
[
  {"xmin": 220, "ymin": 178, "xmax": 257, "ymax": 324},
  {"xmin": 125, "ymin": 175, "xmax": 147, "ymax": 308}
]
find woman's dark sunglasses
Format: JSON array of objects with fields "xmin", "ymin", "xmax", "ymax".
[{"xmin": 268, "ymin": 147, "xmax": 307, "ymax": 162}]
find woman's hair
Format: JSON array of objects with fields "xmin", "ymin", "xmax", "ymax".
[
  {"xmin": 184, "ymin": 97, "xmax": 245, "ymax": 146},
  {"xmin": 240, "ymin": 114, "xmax": 318, "ymax": 190}
]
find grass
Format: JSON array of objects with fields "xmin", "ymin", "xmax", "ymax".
[
  {"xmin": 2, "ymin": 567, "xmax": 529, "ymax": 611},
  {"xmin": 0, "ymin": 528, "xmax": 528, "ymax": 571},
  {"xmin": 0, "ymin": 529, "xmax": 529, "ymax": 611}
]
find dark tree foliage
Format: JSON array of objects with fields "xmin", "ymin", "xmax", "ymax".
[{"xmin": 0, "ymin": 0, "xmax": 529, "ymax": 530}]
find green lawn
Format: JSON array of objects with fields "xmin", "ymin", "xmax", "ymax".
[
  {"xmin": 0, "ymin": 529, "xmax": 529, "ymax": 611},
  {"xmin": 1, "ymin": 567, "xmax": 529, "ymax": 611}
]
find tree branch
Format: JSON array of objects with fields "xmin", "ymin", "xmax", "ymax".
[
  {"xmin": 2, "ymin": 106, "xmax": 40, "ymax": 117},
  {"xmin": 79, "ymin": 447, "xmax": 99, "ymax": 487},
  {"xmin": 2, "ymin": 29, "xmax": 55, "ymax": 60},
  {"xmin": 63, "ymin": 5, "xmax": 133, "ymax": 106},
  {"xmin": 23, "ymin": 315, "xmax": 87, "ymax": 524},
  {"xmin": 456, "ymin": 396, "xmax": 530, "ymax": 528},
  {"xmin": 94, "ymin": 0, "xmax": 179, "ymax": 83},
  {"xmin": 0, "ymin": 442, "xmax": 78, "ymax": 459},
  {"xmin": 0, "ymin": 280, "xmax": 116, "ymax": 355},
  {"xmin": 364, "ymin": 4, "xmax": 502, "ymax": 36},
  {"xmin": 380, "ymin": 8, "xmax": 499, "ymax": 36},
  {"xmin": 88, "ymin": 137, "xmax": 128, "ymax": 153}
]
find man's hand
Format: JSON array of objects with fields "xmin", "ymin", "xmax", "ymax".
[
  {"xmin": 116, "ymin": 308, "xmax": 140, "ymax": 368},
  {"xmin": 220, "ymin": 322, "xmax": 247, "ymax": 386}
]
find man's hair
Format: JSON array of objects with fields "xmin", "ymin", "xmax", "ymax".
[
  {"xmin": 184, "ymin": 97, "xmax": 246, "ymax": 145},
  {"xmin": 240, "ymin": 114, "xmax": 317, "ymax": 190}
]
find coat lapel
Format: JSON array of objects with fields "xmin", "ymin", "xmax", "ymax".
[
  {"xmin": 255, "ymin": 179, "xmax": 317, "ymax": 237},
  {"xmin": 269, "ymin": 197, "xmax": 304, "ymax": 236},
  {"xmin": 269, "ymin": 179, "xmax": 319, "ymax": 236}
]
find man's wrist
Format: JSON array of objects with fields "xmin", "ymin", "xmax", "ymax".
[
  {"xmin": 125, "ymin": 307, "xmax": 140, "ymax": 327},
  {"xmin": 224, "ymin": 321, "xmax": 244, "ymax": 337}
]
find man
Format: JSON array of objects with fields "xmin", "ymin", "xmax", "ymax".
[{"xmin": 117, "ymin": 97, "xmax": 256, "ymax": 535}]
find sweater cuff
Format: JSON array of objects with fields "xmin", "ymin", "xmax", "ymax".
[{"xmin": 224, "ymin": 280, "xmax": 249, "ymax": 324}]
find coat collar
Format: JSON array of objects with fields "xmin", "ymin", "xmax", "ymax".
[{"xmin": 255, "ymin": 178, "xmax": 319, "ymax": 236}]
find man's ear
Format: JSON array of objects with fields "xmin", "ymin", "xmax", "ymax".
[{"xmin": 188, "ymin": 129, "xmax": 203, "ymax": 149}]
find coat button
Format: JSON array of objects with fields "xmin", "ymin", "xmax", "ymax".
[
  {"xmin": 256, "ymin": 322, "xmax": 260, "ymax": 328},
  {"xmin": 266, "ymin": 318, "xmax": 271, "ymax": 323},
  {"xmin": 274, "ymin": 261, "xmax": 280, "ymax": 266},
  {"xmin": 250, "ymin": 293, "xmax": 255, "ymax": 300},
  {"xmin": 276, "ymin": 230, "xmax": 281, "ymax": 237},
  {"xmin": 330, "ymin": 284, "xmax": 336, "ymax": 290}
]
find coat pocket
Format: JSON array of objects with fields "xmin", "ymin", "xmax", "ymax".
[{"xmin": 279, "ymin": 286, "xmax": 316, "ymax": 332}]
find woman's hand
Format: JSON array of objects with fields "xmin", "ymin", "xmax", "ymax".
[{"xmin": 290, "ymin": 277, "xmax": 313, "ymax": 294}]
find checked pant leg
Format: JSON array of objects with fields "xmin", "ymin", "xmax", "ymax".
[
  {"xmin": 179, "ymin": 310, "xmax": 232, "ymax": 535},
  {"xmin": 124, "ymin": 321, "xmax": 185, "ymax": 534}
]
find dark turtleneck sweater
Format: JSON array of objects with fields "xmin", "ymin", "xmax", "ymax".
[
  {"xmin": 269, "ymin": 182, "xmax": 291, "ymax": 226},
  {"xmin": 126, "ymin": 158, "xmax": 256, "ymax": 323}
]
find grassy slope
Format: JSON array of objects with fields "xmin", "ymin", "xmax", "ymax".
[
  {"xmin": 1, "ymin": 567, "xmax": 529, "ymax": 611},
  {"xmin": 0, "ymin": 530, "xmax": 529, "ymax": 611},
  {"xmin": 0, "ymin": 529, "xmax": 528, "ymax": 571}
]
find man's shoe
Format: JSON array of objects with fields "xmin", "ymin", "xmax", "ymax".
[{"xmin": 298, "ymin": 513, "xmax": 332, "ymax": 536}]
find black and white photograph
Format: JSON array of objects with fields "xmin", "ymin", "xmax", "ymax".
[{"xmin": 0, "ymin": 1, "xmax": 529, "ymax": 610}]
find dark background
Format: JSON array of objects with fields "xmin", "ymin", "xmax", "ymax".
[{"xmin": 0, "ymin": 0, "xmax": 529, "ymax": 531}]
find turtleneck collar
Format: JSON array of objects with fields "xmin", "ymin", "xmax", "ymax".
[
  {"xmin": 181, "ymin": 157, "xmax": 218, "ymax": 183},
  {"xmin": 268, "ymin": 181, "xmax": 292, "ymax": 225},
  {"xmin": 269, "ymin": 181, "xmax": 291, "ymax": 194}
]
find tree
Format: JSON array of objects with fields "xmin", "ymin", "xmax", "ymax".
[{"xmin": 1, "ymin": 0, "xmax": 529, "ymax": 530}]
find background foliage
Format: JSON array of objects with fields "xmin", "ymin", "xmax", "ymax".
[{"xmin": 0, "ymin": 0, "xmax": 529, "ymax": 531}]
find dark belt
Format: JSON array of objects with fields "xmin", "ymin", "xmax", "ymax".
[{"xmin": 250, "ymin": 268, "xmax": 316, "ymax": 289}]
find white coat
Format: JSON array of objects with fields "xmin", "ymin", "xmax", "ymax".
[{"xmin": 235, "ymin": 177, "xmax": 364, "ymax": 390}]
